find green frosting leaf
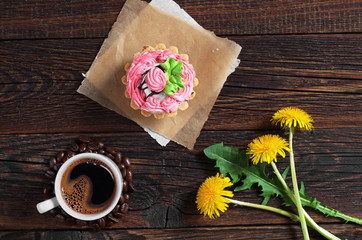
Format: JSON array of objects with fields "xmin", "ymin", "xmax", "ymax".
[{"xmin": 160, "ymin": 58, "xmax": 184, "ymax": 96}]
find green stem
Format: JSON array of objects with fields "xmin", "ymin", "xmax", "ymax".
[
  {"xmin": 272, "ymin": 161, "xmax": 361, "ymax": 225},
  {"xmin": 300, "ymin": 197, "xmax": 362, "ymax": 225},
  {"xmin": 303, "ymin": 209, "xmax": 341, "ymax": 240},
  {"xmin": 289, "ymin": 127, "xmax": 310, "ymax": 240},
  {"xmin": 271, "ymin": 162, "xmax": 290, "ymax": 193},
  {"xmin": 226, "ymin": 197, "xmax": 342, "ymax": 239},
  {"xmin": 226, "ymin": 198, "xmax": 301, "ymax": 221},
  {"xmin": 271, "ymin": 162, "xmax": 341, "ymax": 240}
]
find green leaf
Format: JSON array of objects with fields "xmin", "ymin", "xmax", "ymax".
[
  {"xmin": 204, "ymin": 142, "xmax": 362, "ymax": 225},
  {"xmin": 299, "ymin": 183, "xmax": 362, "ymax": 224},
  {"xmin": 204, "ymin": 143, "xmax": 293, "ymax": 206},
  {"xmin": 282, "ymin": 166, "xmax": 290, "ymax": 180},
  {"xmin": 261, "ymin": 196, "xmax": 270, "ymax": 205}
]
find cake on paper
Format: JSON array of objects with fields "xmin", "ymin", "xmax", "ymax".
[
  {"xmin": 77, "ymin": 0, "xmax": 242, "ymax": 149},
  {"xmin": 122, "ymin": 44, "xmax": 198, "ymax": 119}
]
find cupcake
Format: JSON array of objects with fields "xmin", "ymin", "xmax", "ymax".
[{"xmin": 122, "ymin": 44, "xmax": 198, "ymax": 119}]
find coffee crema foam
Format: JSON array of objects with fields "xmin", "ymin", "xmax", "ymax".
[{"xmin": 60, "ymin": 158, "xmax": 116, "ymax": 214}]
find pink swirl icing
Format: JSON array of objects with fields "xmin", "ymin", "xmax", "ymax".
[
  {"xmin": 160, "ymin": 97, "xmax": 179, "ymax": 113},
  {"xmin": 126, "ymin": 50, "xmax": 195, "ymax": 114},
  {"xmin": 143, "ymin": 96, "xmax": 163, "ymax": 113},
  {"xmin": 145, "ymin": 67, "xmax": 166, "ymax": 92}
]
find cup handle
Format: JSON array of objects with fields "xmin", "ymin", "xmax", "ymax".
[{"xmin": 36, "ymin": 197, "xmax": 60, "ymax": 214}]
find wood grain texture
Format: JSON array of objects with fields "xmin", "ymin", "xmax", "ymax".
[
  {"xmin": 1, "ymin": 35, "xmax": 361, "ymax": 133},
  {"xmin": 0, "ymin": 224, "xmax": 361, "ymax": 240},
  {"xmin": 2, "ymin": 34, "xmax": 362, "ymax": 82},
  {"xmin": 1, "ymin": 0, "xmax": 362, "ymax": 40},
  {"xmin": 1, "ymin": 83, "xmax": 361, "ymax": 133},
  {"xmin": 1, "ymin": 0, "xmax": 361, "ymax": 238},
  {"xmin": 0, "ymin": 132, "xmax": 360, "ymax": 231}
]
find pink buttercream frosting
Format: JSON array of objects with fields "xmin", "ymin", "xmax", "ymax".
[
  {"xmin": 145, "ymin": 67, "xmax": 166, "ymax": 92},
  {"xmin": 126, "ymin": 50, "xmax": 195, "ymax": 114}
]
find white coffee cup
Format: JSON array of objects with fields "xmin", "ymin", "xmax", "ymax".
[{"xmin": 36, "ymin": 153, "xmax": 123, "ymax": 221}]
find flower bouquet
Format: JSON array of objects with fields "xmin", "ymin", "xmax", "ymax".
[{"xmin": 196, "ymin": 107, "xmax": 361, "ymax": 240}]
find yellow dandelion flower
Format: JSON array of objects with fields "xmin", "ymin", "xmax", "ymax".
[
  {"xmin": 246, "ymin": 134, "xmax": 290, "ymax": 165},
  {"xmin": 271, "ymin": 107, "xmax": 314, "ymax": 131},
  {"xmin": 196, "ymin": 173, "xmax": 234, "ymax": 219}
]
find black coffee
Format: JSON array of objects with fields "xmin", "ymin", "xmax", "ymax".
[{"xmin": 61, "ymin": 158, "xmax": 116, "ymax": 214}]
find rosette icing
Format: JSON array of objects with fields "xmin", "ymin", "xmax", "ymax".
[
  {"xmin": 145, "ymin": 67, "xmax": 166, "ymax": 92},
  {"xmin": 126, "ymin": 50, "xmax": 195, "ymax": 114}
]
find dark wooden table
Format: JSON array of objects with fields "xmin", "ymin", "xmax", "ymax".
[{"xmin": 1, "ymin": 0, "xmax": 361, "ymax": 239}]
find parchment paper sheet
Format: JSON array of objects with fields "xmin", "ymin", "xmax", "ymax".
[{"xmin": 78, "ymin": 0, "xmax": 241, "ymax": 149}]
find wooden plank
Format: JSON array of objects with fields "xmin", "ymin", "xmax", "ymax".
[
  {"xmin": 1, "ymin": 81, "xmax": 361, "ymax": 133},
  {"xmin": 1, "ymin": 0, "xmax": 362, "ymax": 39},
  {"xmin": 2, "ymin": 35, "xmax": 361, "ymax": 82},
  {"xmin": 2, "ymin": 0, "xmax": 361, "ymax": 238},
  {"xmin": 1, "ymin": 129, "xmax": 361, "ymax": 164},
  {"xmin": 236, "ymin": 34, "xmax": 362, "ymax": 81},
  {"xmin": 0, "ymin": 162, "xmax": 360, "ymax": 230},
  {"xmin": 0, "ymin": 224, "xmax": 361, "ymax": 240},
  {"xmin": 0, "ymin": 0, "xmax": 126, "ymax": 40},
  {"xmin": 2, "ymin": 34, "xmax": 361, "ymax": 82},
  {"xmin": 0, "ymin": 132, "xmax": 360, "ymax": 229},
  {"xmin": 1, "ymin": 35, "xmax": 361, "ymax": 133}
]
